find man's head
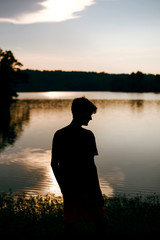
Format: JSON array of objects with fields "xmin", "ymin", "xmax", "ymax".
[{"xmin": 71, "ymin": 97, "xmax": 97, "ymax": 126}]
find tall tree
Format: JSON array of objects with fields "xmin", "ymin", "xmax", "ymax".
[{"xmin": 0, "ymin": 49, "xmax": 28, "ymax": 104}]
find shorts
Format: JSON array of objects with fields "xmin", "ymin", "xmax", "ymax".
[{"xmin": 64, "ymin": 193, "xmax": 106, "ymax": 223}]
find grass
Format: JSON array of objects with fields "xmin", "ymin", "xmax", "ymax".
[{"xmin": 0, "ymin": 191, "xmax": 160, "ymax": 237}]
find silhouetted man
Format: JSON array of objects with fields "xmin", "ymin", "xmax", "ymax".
[{"xmin": 51, "ymin": 97, "xmax": 107, "ymax": 236}]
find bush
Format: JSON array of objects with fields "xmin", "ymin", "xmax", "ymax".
[{"xmin": 0, "ymin": 191, "xmax": 160, "ymax": 237}]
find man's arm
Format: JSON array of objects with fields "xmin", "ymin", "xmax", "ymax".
[{"xmin": 51, "ymin": 132, "xmax": 65, "ymax": 195}]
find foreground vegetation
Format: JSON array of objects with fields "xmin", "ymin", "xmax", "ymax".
[{"xmin": 0, "ymin": 192, "xmax": 160, "ymax": 237}]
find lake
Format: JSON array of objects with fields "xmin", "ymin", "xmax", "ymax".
[{"xmin": 0, "ymin": 91, "xmax": 160, "ymax": 196}]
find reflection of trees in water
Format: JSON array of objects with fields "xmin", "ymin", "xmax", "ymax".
[
  {"xmin": 0, "ymin": 101, "xmax": 30, "ymax": 151},
  {"xmin": 24, "ymin": 99, "xmax": 72, "ymax": 111},
  {"xmin": 92, "ymin": 99, "xmax": 145, "ymax": 111},
  {"xmin": 0, "ymin": 99, "xmax": 72, "ymax": 152},
  {"xmin": 129, "ymin": 100, "xmax": 144, "ymax": 111}
]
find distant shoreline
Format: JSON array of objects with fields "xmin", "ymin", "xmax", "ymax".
[{"xmin": 16, "ymin": 70, "xmax": 160, "ymax": 93}]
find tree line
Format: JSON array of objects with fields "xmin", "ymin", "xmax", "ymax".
[
  {"xmin": 17, "ymin": 69, "xmax": 160, "ymax": 93},
  {"xmin": 1, "ymin": 49, "xmax": 160, "ymax": 104}
]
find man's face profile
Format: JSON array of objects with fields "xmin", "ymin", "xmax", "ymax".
[
  {"xmin": 77, "ymin": 111, "xmax": 92, "ymax": 126},
  {"xmin": 71, "ymin": 97, "xmax": 97, "ymax": 126}
]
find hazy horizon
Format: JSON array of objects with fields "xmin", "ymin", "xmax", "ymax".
[{"xmin": 22, "ymin": 68, "xmax": 159, "ymax": 76}]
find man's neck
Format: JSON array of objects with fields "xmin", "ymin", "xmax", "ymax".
[{"xmin": 70, "ymin": 119, "xmax": 82, "ymax": 127}]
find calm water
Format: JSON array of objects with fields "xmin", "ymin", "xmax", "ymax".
[{"xmin": 0, "ymin": 91, "xmax": 160, "ymax": 196}]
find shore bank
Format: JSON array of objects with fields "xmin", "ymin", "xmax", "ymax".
[{"xmin": 0, "ymin": 192, "xmax": 160, "ymax": 237}]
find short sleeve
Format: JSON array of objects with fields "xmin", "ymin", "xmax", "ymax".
[{"xmin": 88, "ymin": 131, "xmax": 98, "ymax": 156}]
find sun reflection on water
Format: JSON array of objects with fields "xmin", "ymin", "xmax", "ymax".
[{"xmin": 0, "ymin": 147, "xmax": 61, "ymax": 196}]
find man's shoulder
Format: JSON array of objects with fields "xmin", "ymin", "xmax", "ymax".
[
  {"xmin": 81, "ymin": 127, "xmax": 93, "ymax": 135},
  {"xmin": 54, "ymin": 125, "xmax": 70, "ymax": 136},
  {"xmin": 54, "ymin": 125, "xmax": 94, "ymax": 138},
  {"xmin": 81, "ymin": 128, "xmax": 95, "ymax": 140}
]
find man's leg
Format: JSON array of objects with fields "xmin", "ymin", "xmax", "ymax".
[
  {"xmin": 64, "ymin": 222, "xmax": 76, "ymax": 236},
  {"xmin": 95, "ymin": 216, "xmax": 108, "ymax": 237}
]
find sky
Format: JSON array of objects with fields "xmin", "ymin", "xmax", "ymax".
[{"xmin": 0, "ymin": 0, "xmax": 160, "ymax": 74}]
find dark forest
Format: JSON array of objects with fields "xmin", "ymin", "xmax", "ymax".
[{"xmin": 17, "ymin": 69, "xmax": 160, "ymax": 92}]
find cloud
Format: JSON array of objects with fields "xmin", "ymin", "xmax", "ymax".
[
  {"xmin": 0, "ymin": 0, "xmax": 44, "ymax": 18},
  {"xmin": 0, "ymin": 0, "xmax": 95, "ymax": 24}
]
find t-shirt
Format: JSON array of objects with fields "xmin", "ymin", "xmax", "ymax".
[{"xmin": 51, "ymin": 124, "xmax": 103, "ymax": 201}]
